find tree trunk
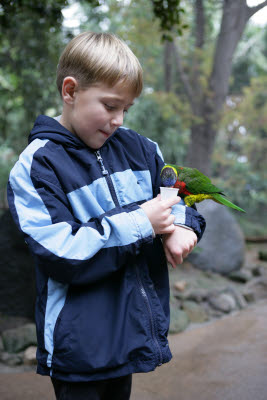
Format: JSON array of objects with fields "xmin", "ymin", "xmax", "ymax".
[
  {"xmin": 184, "ymin": 0, "xmax": 267, "ymax": 175},
  {"xmin": 186, "ymin": 119, "xmax": 217, "ymax": 176},
  {"xmin": 164, "ymin": 40, "xmax": 173, "ymax": 92},
  {"xmin": 209, "ymin": 0, "xmax": 250, "ymax": 113}
]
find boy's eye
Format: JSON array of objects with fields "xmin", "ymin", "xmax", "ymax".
[
  {"xmin": 104, "ymin": 103, "xmax": 116, "ymax": 111},
  {"xmin": 104, "ymin": 103, "xmax": 129, "ymax": 114}
]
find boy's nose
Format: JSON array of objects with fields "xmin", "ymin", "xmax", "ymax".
[{"xmin": 111, "ymin": 111, "xmax": 124, "ymax": 127}]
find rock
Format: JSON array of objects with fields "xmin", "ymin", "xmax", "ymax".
[
  {"xmin": 0, "ymin": 313, "xmax": 32, "ymax": 334},
  {"xmin": 259, "ymin": 251, "xmax": 267, "ymax": 261},
  {"xmin": 205, "ymin": 306, "xmax": 225, "ymax": 319},
  {"xmin": 174, "ymin": 280, "xmax": 187, "ymax": 292},
  {"xmin": 251, "ymin": 265, "xmax": 265, "ymax": 277},
  {"xmin": 2, "ymin": 323, "xmax": 37, "ymax": 353},
  {"xmin": 0, "ymin": 210, "xmax": 35, "ymax": 319},
  {"xmin": 243, "ymin": 277, "xmax": 267, "ymax": 302},
  {"xmin": 23, "ymin": 346, "xmax": 37, "ymax": 365},
  {"xmin": 188, "ymin": 202, "xmax": 245, "ymax": 274},
  {"xmin": 242, "ymin": 290, "xmax": 256, "ymax": 303},
  {"xmin": 173, "ymin": 291, "xmax": 187, "ymax": 301},
  {"xmin": 185, "ymin": 288, "xmax": 209, "ymax": 303},
  {"xmin": 0, "ymin": 351, "xmax": 23, "ymax": 366},
  {"xmin": 225, "ymin": 287, "xmax": 247, "ymax": 309},
  {"xmin": 169, "ymin": 305, "xmax": 189, "ymax": 334},
  {"xmin": 208, "ymin": 293, "xmax": 236, "ymax": 313},
  {"xmin": 182, "ymin": 301, "xmax": 209, "ymax": 323},
  {"xmin": 228, "ymin": 269, "xmax": 252, "ymax": 283},
  {"xmin": 0, "ymin": 336, "xmax": 4, "ymax": 352}
]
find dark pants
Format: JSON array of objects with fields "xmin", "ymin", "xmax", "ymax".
[{"xmin": 51, "ymin": 374, "xmax": 132, "ymax": 400}]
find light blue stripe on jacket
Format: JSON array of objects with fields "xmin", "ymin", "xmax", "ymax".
[
  {"xmin": 67, "ymin": 178, "xmax": 114, "ymax": 222},
  {"xmin": 9, "ymin": 140, "xmax": 154, "ymax": 261},
  {"xmin": 45, "ymin": 278, "xmax": 68, "ymax": 368},
  {"xmin": 111, "ymin": 169, "xmax": 152, "ymax": 206},
  {"xmin": 171, "ymin": 201, "xmax": 186, "ymax": 225},
  {"xmin": 67, "ymin": 170, "xmax": 153, "ymax": 223}
]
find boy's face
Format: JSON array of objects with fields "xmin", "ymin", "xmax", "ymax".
[{"xmin": 61, "ymin": 81, "xmax": 135, "ymax": 149}]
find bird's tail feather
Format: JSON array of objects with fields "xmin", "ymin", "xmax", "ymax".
[{"xmin": 213, "ymin": 193, "xmax": 245, "ymax": 212}]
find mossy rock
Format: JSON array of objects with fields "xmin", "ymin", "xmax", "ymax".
[
  {"xmin": 182, "ymin": 300, "xmax": 209, "ymax": 323},
  {"xmin": 169, "ymin": 305, "xmax": 189, "ymax": 334},
  {"xmin": 2, "ymin": 323, "xmax": 37, "ymax": 353}
]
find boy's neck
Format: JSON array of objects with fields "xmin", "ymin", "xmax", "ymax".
[{"xmin": 59, "ymin": 107, "xmax": 74, "ymax": 134}]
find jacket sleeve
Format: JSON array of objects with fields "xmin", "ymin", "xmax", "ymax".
[
  {"xmin": 7, "ymin": 156, "xmax": 154, "ymax": 286},
  {"xmin": 146, "ymin": 139, "xmax": 206, "ymax": 242}
]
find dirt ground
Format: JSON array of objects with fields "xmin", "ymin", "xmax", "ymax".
[{"xmin": 1, "ymin": 300, "xmax": 267, "ymax": 400}]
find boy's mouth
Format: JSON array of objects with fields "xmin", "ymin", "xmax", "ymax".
[{"xmin": 99, "ymin": 129, "xmax": 111, "ymax": 138}]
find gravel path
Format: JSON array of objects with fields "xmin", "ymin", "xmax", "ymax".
[{"xmin": 1, "ymin": 300, "xmax": 267, "ymax": 400}]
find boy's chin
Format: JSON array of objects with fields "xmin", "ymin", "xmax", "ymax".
[{"xmin": 83, "ymin": 138, "xmax": 107, "ymax": 150}]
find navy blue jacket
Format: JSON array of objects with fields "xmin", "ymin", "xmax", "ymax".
[{"xmin": 7, "ymin": 115, "xmax": 205, "ymax": 382}]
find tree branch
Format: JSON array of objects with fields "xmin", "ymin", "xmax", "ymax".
[
  {"xmin": 247, "ymin": 0, "xmax": 267, "ymax": 18},
  {"xmin": 195, "ymin": 0, "xmax": 205, "ymax": 48},
  {"xmin": 190, "ymin": 0, "xmax": 205, "ymax": 113},
  {"xmin": 209, "ymin": 0, "xmax": 251, "ymax": 113}
]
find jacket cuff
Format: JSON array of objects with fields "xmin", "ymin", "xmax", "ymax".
[
  {"xmin": 174, "ymin": 223, "xmax": 193, "ymax": 232},
  {"xmin": 171, "ymin": 202, "xmax": 206, "ymax": 242},
  {"xmin": 132, "ymin": 207, "xmax": 155, "ymax": 240},
  {"xmin": 184, "ymin": 206, "xmax": 206, "ymax": 242}
]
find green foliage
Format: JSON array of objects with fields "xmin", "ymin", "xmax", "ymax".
[
  {"xmin": 0, "ymin": 0, "xmax": 71, "ymax": 206},
  {"xmin": 151, "ymin": 0, "xmax": 187, "ymax": 39},
  {"xmin": 0, "ymin": 0, "xmax": 67, "ymax": 153},
  {"xmin": 230, "ymin": 24, "xmax": 267, "ymax": 94},
  {"xmin": 213, "ymin": 75, "xmax": 267, "ymax": 235},
  {"xmin": 80, "ymin": 0, "xmax": 164, "ymax": 90},
  {"xmin": 124, "ymin": 92, "xmax": 189, "ymax": 164},
  {"xmin": 0, "ymin": 0, "xmax": 67, "ymax": 27},
  {"xmin": 0, "ymin": 145, "xmax": 17, "ymax": 207}
]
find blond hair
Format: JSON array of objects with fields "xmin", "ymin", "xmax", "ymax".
[{"xmin": 56, "ymin": 31, "xmax": 143, "ymax": 97}]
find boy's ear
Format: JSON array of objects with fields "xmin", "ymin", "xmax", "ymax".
[{"xmin": 62, "ymin": 77, "xmax": 79, "ymax": 104}]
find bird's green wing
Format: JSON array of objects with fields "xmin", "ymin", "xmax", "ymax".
[{"xmin": 176, "ymin": 166, "xmax": 224, "ymax": 195}]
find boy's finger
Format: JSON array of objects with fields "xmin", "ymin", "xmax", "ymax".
[
  {"xmin": 167, "ymin": 215, "xmax": 175, "ymax": 225},
  {"xmin": 148, "ymin": 194, "xmax": 161, "ymax": 203},
  {"xmin": 162, "ymin": 224, "xmax": 175, "ymax": 234},
  {"xmin": 164, "ymin": 247, "xmax": 177, "ymax": 269},
  {"xmin": 173, "ymin": 253, "xmax": 183, "ymax": 265},
  {"xmin": 161, "ymin": 196, "xmax": 181, "ymax": 207}
]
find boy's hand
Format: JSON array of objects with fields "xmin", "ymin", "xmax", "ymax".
[
  {"xmin": 140, "ymin": 195, "xmax": 181, "ymax": 235},
  {"xmin": 162, "ymin": 226, "xmax": 197, "ymax": 268}
]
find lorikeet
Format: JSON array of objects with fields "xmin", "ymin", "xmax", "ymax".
[{"xmin": 160, "ymin": 164, "xmax": 245, "ymax": 212}]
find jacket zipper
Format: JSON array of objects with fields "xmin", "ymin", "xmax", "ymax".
[
  {"xmin": 95, "ymin": 149, "xmax": 163, "ymax": 366},
  {"xmin": 95, "ymin": 150, "xmax": 120, "ymax": 207},
  {"xmin": 135, "ymin": 265, "xmax": 163, "ymax": 366}
]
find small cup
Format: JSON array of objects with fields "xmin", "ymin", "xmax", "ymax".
[{"xmin": 160, "ymin": 187, "xmax": 179, "ymax": 200}]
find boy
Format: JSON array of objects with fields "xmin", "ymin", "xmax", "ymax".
[{"xmin": 7, "ymin": 32, "xmax": 205, "ymax": 399}]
